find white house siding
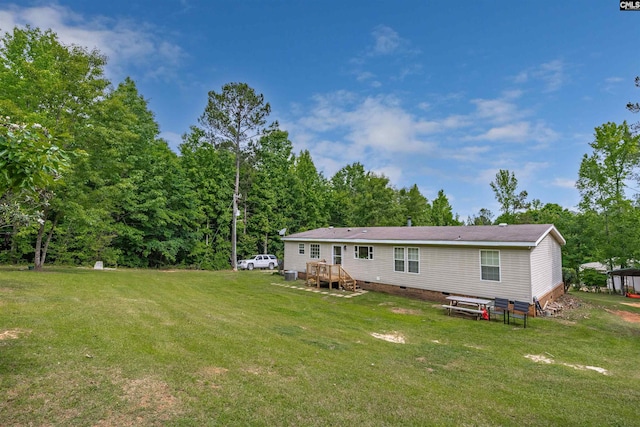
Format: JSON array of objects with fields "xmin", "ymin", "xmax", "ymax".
[
  {"xmin": 285, "ymin": 241, "xmax": 533, "ymax": 301},
  {"xmin": 530, "ymin": 234, "xmax": 563, "ymax": 301},
  {"xmin": 284, "ymin": 241, "xmax": 338, "ymax": 271}
]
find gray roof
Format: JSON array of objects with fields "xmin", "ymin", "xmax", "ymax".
[
  {"xmin": 282, "ymin": 224, "xmax": 565, "ymax": 248},
  {"xmin": 608, "ymin": 268, "xmax": 640, "ymax": 276}
]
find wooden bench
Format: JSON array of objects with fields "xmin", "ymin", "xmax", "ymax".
[{"xmin": 442, "ymin": 304, "xmax": 484, "ymax": 320}]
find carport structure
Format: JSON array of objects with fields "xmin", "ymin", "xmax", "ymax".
[{"xmin": 608, "ymin": 268, "xmax": 640, "ymax": 294}]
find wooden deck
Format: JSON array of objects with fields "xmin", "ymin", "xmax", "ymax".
[{"xmin": 306, "ymin": 260, "xmax": 359, "ymax": 292}]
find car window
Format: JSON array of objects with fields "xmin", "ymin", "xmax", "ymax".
[{"xmin": 256, "ymin": 256, "xmax": 262, "ymax": 260}]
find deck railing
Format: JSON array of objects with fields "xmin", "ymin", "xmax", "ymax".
[{"xmin": 305, "ymin": 260, "xmax": 358, "ymax": 291}]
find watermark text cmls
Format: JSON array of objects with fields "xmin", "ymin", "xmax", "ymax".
[{"xmin": 621, "ymin": 1, "xmax": 640, "ymax": 10}]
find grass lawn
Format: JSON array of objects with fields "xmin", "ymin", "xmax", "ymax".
[{"xmin": 0, "ymin": 267, "xmax": 639, "ymax": 426}]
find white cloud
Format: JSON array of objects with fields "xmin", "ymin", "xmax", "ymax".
[
  {"xmin": 0, "ymin": 4, "xmax": 186, "ymax": 82},
  {"xmin": 371, "ymin": 165, "xmax": 403, "ymax": 184},
  {"xmin": 466, "ymin": 92, "xmax": 557, "ymax": 144},
  {"xmin": 297, "ymin": 92, "xmax": 472, "ymax": 156},
  {"xmin": 287, "ymin": 91, "xmax": 458, "ymax": 183},
  {"xmin": 517, "ymin": 161, "xmax": 550, "ymax": 182},
  {"xmin": 513, "ymin": 59, "xmax": 567, "ymax": 93},
  {"xmin": 342, "ymin": 96, "xmax": 437, "ymax": 153},
  {"xmin": 356, "ymin": 71, "xmax": 376, "ymax": 82},
  {"xmin": 602, "ymin": 76, "xmax": 626, "ymax": 94},
  {"xmin": 286, "ymin": 79, "xmax": 561, "ymax": 203},
  {"xmin": 514, "ymin": 71, "xmax": 529, "ymax": 84},
  {"xmin": 396, "ymin": 63, "xmax": 423, "ymax": 80},
  {"xmin": 354, "ymin": 71, "xmax": 382, "ymax": 88},
  {"xmin": 444, "ymin": 145, "xmax": 491, "ymax": 162},
  {"xmin": 537, "ymin": 60, "xmax": 566, "ymax": 92},
  {"xmin": 371, "ymin": 25, "xmax": 404, "ymax": 56},
  {"xmin": 605, "ymin": 76, "xmax": 624, "ymax": 84},
  {"xmin": 474, "ymin": 121, "xmax": 557, "ymax": 143},
  {"xmin": 350, "ymin": 25, "xmax": 421, "ymax": 87},
  {"xmin": 552, "ymin": 178, "xmax": 576, "ymax": 189},
  {"xmin": 471, "ymin": 98, "xmax": 521, "ymax": 124},
  {"xmin": 477, "ymin": 122, "xmax": 532, "ymax": 142}
]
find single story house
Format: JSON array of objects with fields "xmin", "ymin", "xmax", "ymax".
[{"xmin": 282, "ymin": 224, "xmax": 566, "ymax": 311}]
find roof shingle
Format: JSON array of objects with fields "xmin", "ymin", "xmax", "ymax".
[{"xmin": 283, "ymin": 224, "xmax": 565, "ymax": 247}]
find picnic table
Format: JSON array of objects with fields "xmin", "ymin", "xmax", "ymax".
[{"xmin": 442, "ymin": 295, "xmax": 492, "ymax": 320}]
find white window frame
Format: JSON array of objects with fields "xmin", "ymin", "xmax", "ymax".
[
  {"xmin": 394, "ymin": 247, "xmax": 405, "ymax": 272},
  {"xmin": 354, "ymin": 245, "xmax": 374, "ymax": 260},
  {"xmin": 310, "ymin": 243, "xmax": 320, "ymax": 259},
  {"xmin": 480, "ymin": 249, "xmax": 501, "ymax": 282},
  {"xmin": 298, "ymin": 243, "xmax": 305, "ymax": 255},
  {"xmin": 407, "ymin": 247, "xmax": 420, "ymax": 274},
  {"xmin": 394, "ymin": 247, "xmax": 420, "ymax": 274}
]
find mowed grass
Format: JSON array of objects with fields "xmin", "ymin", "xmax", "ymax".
[{"xmin": 0, "ymin": 268, "xmax": 639, "ymax": 426}]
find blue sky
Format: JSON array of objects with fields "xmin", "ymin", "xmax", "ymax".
[{"xmin": 1, "ymin": 1, "xmax": 639, "ymax": 221}]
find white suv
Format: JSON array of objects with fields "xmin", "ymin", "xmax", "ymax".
[{"xmin": 238, "ymin": 254, "xmax": 278, "ymax": 270}]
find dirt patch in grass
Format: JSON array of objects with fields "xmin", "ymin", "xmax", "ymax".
[
  {"xmin": 620, "ymin": 302, "xmax": 640, "ymax": 308},
  {"xmin": 370, "ymin": 331, "xmax": 405, "ymax": 344},
  {"xmin": 464, "ymin": 344, "xmax": 484, "ymax": 350},
  {"xmin": 122, "ymin": 377, "xmax": 179, "ymax": 411},
  {"xmin": 0, "ymin": 328, "xmax": 31, "ymax": 340},
  {"xmin": 525, "ymin": 354, "xmax": 554, "ymax": 364},
  {"xmin": 94, "ymin": 374, "xmax": 182, "ymax": 426},
  {"xmin": 390, "ymin": 307, "xmax": 422, "ymax": 315},
  {"xmin": 608, "ymin": 310, "xmax": 640, "ymax": 323},
  {"xmin": 525, "ymin": 354, "xmax": 609, "ymax": 375},
  {"xmin": 200, "ymin": 366, "xmax": 229, "ymax": 376}
]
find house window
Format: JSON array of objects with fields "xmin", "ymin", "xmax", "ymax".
[
  {"xmin": 480, "ymin": 250, "xmax": 500, "ymax": 281},
  {"xmin": 354, "ymin": 245, "xmax": 374, "ymax": 260},
  {"xmin": 310, "ymin": 244, "xmax": 320, "ymax": 259},
  {"xmin": 407, "ymin": 248, "xmax": 419, "ymax": 274},
  {"xmin": 298, "ymin": 243, "xmax": 305, "ymax": 255},
  {"xmin": 394, "ymin": 247, "xmax": 405, "ymax": 272}
]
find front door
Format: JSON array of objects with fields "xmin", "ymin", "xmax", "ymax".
[{"xmin": 333, "ymin": 245, "xmax": 342, "ymax": 265}]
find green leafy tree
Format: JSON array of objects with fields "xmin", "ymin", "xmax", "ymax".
[
  {"xmin": 179, "ymin": 126, "xmax": 234, "ymax": 269},
  {"xmin": 467, "ymin": 208, "xmax": 494, "ymax": 226},
  {"xmin": 398, "ymin": 184, "xmax": 430, "ymax": 226},
  {"xmin": 0, "ymin": 118, "xmax": 69, "ymax": 267},
  {"xmin": 62, "ymin": 78, "xmax": 198, "ymax": 267},
  {"xmin": 285, "ymin": 150, "xmax": 330, "ymax": 233},
  {"xmin": 198, "ymin": 83, "xmax": 271, "ymax": 270},
  {"xmin": 329, "ymin": 163, "xmax": 366, "ymax": 227},
  {"xmin": 244, "ymin": 127, "xmax": 294, "ymax": 257},
  {"xmin": 329, "ymin": 163, "xmax": 402, "ymax": 227},
  {"xmin": 0, "ymin": 26, "xmax": 108, "ymax": 137},
  {"xmin": 357, "ymin": 173, "xmax": 402, "ymax": 226},
  {"xmin": 429, "ymin": 189, "xmax": 461, "ymax": 226},
  {"xmin": 577, "ymin": 121, "xmax": 640, "ymax": 283},
  {"xmin": 0, "ymin": 119, "xmax": 69, "ymax": 196},
  {"xmin": 490, "ymin": 169, "xmax": 529, "ymax": 222},
  {"xmin": 0, "ymin": 26, "xmax": 108, "ymax": 269}
]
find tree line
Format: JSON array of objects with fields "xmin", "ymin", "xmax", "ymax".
[{"xmin": 1, "ymin": 26, "xmax": 639, "ymax": 287}]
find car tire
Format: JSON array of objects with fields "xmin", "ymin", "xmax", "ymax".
[
  {"xmin": 269, "ymin": 263, "xmax": 274, "ymax": 270},
  {"xmin": 248, "ymin": 263, "xmax": 254, "ymax": 270}
]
